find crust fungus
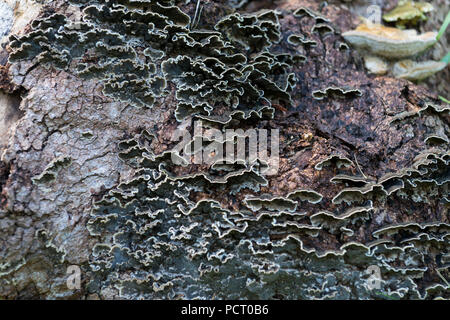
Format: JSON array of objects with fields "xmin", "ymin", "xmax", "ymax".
[
  {"xmin": 244, "ymin": 195, "xmax": 298, "ymax": 212},
  {"xmin": 311, "ymin": 23, "xmax": 334, "ymax": 37},
  {"xmin": 32, "ymin": 156, "xmax": 72, "ymax": 184},
  {"xmin": 312, "ymin": 87, "xmax": 362, "ymax": 100},
  {"xmin": 287, "ymin": 189, "xmax": 323, "ymax": 204},
  {"xmin": 287, "ymin": 34, "xmax": 317, "ymax": 47},
  {"xmin": 314, "ymin": 154, "xmax": 354, "ymax": 170},
  {"xmin": 310, "ymin": 203, "xmax": 373, "ymax": 234},
  {"xmin": 85, "ymin": 129, "xmax": 450, "ymax": 299},
  {"xmin": 293, "ymin": 7, "xmax": 330, "ymax": 24},
  {"xmin": 330, "ymin": 174, "xmax": 372, "ymax": 187},
  {"xmin": 2, "ymin": 0, "xmax": 448, "ymax": 300}
]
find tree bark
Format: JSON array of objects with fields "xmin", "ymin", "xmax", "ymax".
[{"xmin": 0, "ymin": 0, "xmax": 448, "ymax": 299}]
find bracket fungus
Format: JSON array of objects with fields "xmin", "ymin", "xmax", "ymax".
[
  {"xmin": 342, "ymin": 23, "xmax": 437, "ymax": 59},
  {"xmin": 363, "ymin": 55, "xmax": 389, "ymax": 75},
  {"xmin": 383, "ymin": 1, "xmax": 434, "ymax": 28},
  {"xmin": 392, "ymin": 59, "xmax": 448, "ymax": 81}
]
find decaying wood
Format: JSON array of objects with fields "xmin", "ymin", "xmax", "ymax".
[{"xmin": 0, "ymin": 0, "xmax": 448, "ymax": 299}]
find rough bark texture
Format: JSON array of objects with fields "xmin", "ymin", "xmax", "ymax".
[{"xmin": 0, "ymin": 0, "xmax": 448, "ymax": 299}]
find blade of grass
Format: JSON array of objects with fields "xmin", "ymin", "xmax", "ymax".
[
  {"xmin": 437, "ymin": 11, "xmax": 450, "ymax": 41},
  {"xmin": 441, "ymin": 52, "xmax": 450, "ymax": 64},
  {"xmin": 439, "ymin": 96, "xmax": 450, "ymax": 104}
]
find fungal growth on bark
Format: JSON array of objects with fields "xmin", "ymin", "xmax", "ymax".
[
  {"xmin": 392, "ymin": 59, "xmax": 448, "ymax": 81},
  {"xmin": 342, "ymin": 22, "xmax": 437, "ymax": 58},
  {"xmin": 383, "ymin": 0, "xmax": 434, "ymax": 27},
  {"xmin": 0, "ymin": 0, "xmax": 448, "ymax": 300}
]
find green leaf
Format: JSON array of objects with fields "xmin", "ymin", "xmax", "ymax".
[
  {"xmin": 441, "ymin": 52, "xmax": 450, "ymax": 64},
  {"xmin": 439, "ymin": 96, "xmax": 450, "ymax": 104},
  {"xmin": 437, "ymin": 11, "xmax": 450, "ymax": 41}
]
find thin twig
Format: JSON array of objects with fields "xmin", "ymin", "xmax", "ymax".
[
  {"xmin": 436, "ymin": 269, "xmax": 450, "ymax": 288},
  {"xmin": 190, "ymin": 0, "xmax": 201, "ymax": 30},
  {"xmin": 354, "ymin": 154, "xmax": 367, "ymax": 179},
  {"xmin": 195, "ymin": 5, "xmax": 204, "ymax": 29}
]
